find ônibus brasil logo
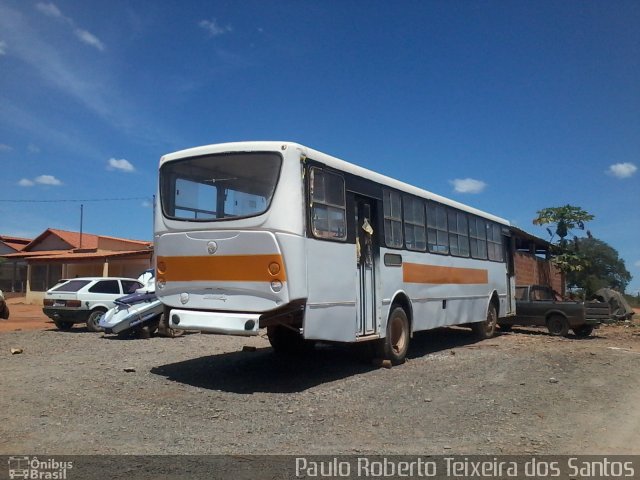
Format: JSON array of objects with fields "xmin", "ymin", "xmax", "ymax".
[{"xmin": 8, "ymin": 456, "xmax": 73, "ymax": 479}]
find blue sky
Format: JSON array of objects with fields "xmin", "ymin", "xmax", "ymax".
[{"xmin": 1, "ymin": 1, "xmax": 639, "ymax": 293}]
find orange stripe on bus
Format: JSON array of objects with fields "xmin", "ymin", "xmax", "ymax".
[
  {"xmin": 156, "ymin": 254, "xmax": 286, "ymax": 282},
  {"xmin": 403, "ymin": 263, "xmax": 488, "ymax": 284}
]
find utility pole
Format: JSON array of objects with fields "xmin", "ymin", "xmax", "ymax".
[{"xmin": 79, "ymin": 203, "xmax": 83, "ymax": 248}]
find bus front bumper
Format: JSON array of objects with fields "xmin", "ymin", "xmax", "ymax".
[{"xmin": 168, "ymin": 309, "xmax": 260, "ymax": 336}]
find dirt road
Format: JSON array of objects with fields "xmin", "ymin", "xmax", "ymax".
[{"xmin": 1, "ymin": 304, "xmax": 639, "ymax": 455}]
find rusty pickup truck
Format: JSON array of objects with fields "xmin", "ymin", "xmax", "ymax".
[{"xmin": 499, "ymin": 285, "xmax": 611, "ymax": 338}]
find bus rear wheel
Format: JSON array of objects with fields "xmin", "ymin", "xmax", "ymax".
[
  {"xmin": 267, "ymin": 325, "xmax": 313, "ymax": 354},
  {"xmin": 472, "ymin": 302, "xmax": 498, "ymax": 339},
  {"xmin": 376, "ymin": 307, "xmax": 410, "ymax": 365}
]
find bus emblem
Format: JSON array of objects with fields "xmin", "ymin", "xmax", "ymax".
[{"xmin": 207, "ymin": 241, "xmax": 218, "ymax": 254}]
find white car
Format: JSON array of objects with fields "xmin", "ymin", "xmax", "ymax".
[{"xmin": 43, "ymin": 277, "xmax": 143, "ymax": 331}]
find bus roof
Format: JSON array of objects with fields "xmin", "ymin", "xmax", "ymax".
[{"xmin": 160, "ymin": 141, "xmax": 510, "ymax": 226}]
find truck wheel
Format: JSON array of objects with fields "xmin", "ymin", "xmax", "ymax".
[
  {"xmin": 267, "ymin": 325, "xmax": 312, "ymax": 354},
  {"xmin": 54, "ymin": 320, "xmax": 73, "ymax": 330},
  {"xmin": 376, "ymin": 306, "xmax": 410, "ymax": 365},
  {"xmin": 573, "ymin": 325, "xmax": 594, "ymax": 338},
  {"xmin": 546, "ymin": 315, "xmax": 569, "ymax": 336},
  {"xmin": 86, "ymin": 310, "xmax": 106, "ymax": 332},
  {"xmin": 472, "ymin": 302, "xmax": 498, "ymax": 339}
]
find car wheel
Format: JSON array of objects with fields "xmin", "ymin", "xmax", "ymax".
[
  {"xmin": 472, "ymin": 302, "xmax": 498, "ymax": 339},
  {"xmin": 546, "ymin": 314, "xmax": 569, "ymax": 337},
  {"xmin": 376, "ymin": 306, "xmax": 410, "ymax": 365},
  {"xmin": 54, "ymin": 319, "xmax": 73, "ymax": 330},
  {"xmin": 86, "ymin": 310, "xmax": 106, "ymax": 332},
  {"xmin": 573, "ymin": 325, "xmax": 594, "ymax": 338}
]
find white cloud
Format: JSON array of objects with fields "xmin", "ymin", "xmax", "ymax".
[
  {"xmin": 0, "ymin": 143, "xmax": 12, "ymax": 152},
  {"xmin": 0, "ymin": 40, "xmax": 7, "ymax": 55},
  {"xmin": 635, "ymin": 260, "xmax": 640, "ymax": 268},
  {"xmin": 35, "ymin": 174, "xmax": 62, "ymax": 185},
  {"xmin": 450, "ymin": 178, "xmax": 487, "ymax": 194},
  {"xmin": 74, "ymin": 29, "xmax": 105, "ymax": 51},
  {"xmin": 199, "ymin": 19, "xmax": 232, "ymax": 37},
  {"xmin": 18, "ymin": 178, "xmax": 35, "ymax": 187},
  {"xmin": 35, "ymin": 2, "xmax": 105, "ymax": 52},
  {"xmin": 35, "ymin": 2, "xmax": 64, "ymax": 19},
  {"xmin": 27, "ymin": 144, "xmax": 40, "ymax": 154},
  {"xmin": 18, "ymin": 174, "xmax": 62, "ymax": 186},
  {"xmin": 141, "ymin": 200, "xmax": 152, "ymax": 208},
  {"xmin": 107, "ymin": 158, "xmax": 135, "ymax": 172},
  {"xmin": 607, "ymin": 162, "xmax": 637, "ymax": 179}
]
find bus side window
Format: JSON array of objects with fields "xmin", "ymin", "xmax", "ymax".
[
  {"xmin": 310, "ymin": 168, "xmax": 347, "ymax": 241},
  {"xmin": 383, "ymin": 190, "xmax": 403, "ymax": 248},
  {"xmin": 448, "ymin": 208, "xmax": 470, "ymax": 257},
  {"xmin": 403, "ymin": 195, "xmax": 426, "ymax": 251},
  {"xmin": 487, "ymin": 222, "xmax": 504, "ymax": 261},
  {"xmin": 469, "ymin": 216, "xmax": 488, "ymax": 259},
  {"xmin": 427, "ymin": 201, "xmax": 449, "ymax": 254}
]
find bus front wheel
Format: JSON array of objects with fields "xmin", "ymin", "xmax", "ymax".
[{"xmin": 377, "ymin": 307, "xmax": 410, "ymax": 365}]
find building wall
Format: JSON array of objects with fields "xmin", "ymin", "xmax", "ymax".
[
  {"xmin": 514, "ymin": 252, "xmax": 564, "ymax": 293},
  {"xmin": 66, "ymin": 263, "xmax": 103, "ymax": 278},
  {"xmin": 105, "ymin": 258, "xmax": 152, "ymax": 278},
  {"xmin": 0, "ymin": 260, "xmax": 27, "ymax": 292},
  {"xmin": 98, "ymin": 237, "xmax": 149, "ymax": 251},
  {"xmin": 31, "ymin": 236, "xmax": 71, "ymax": 251},
  {"xmin": 0, "ymin": 243, "xmax": 18, "ymax": 255}
]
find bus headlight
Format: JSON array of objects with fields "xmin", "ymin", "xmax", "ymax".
[
  {"xmin": 270, "ymin": 280, "xmax": 283, "ymax": 293},
  {"xmin": 157, "ymin": 277, "xmax": 166, "ymax": 289}
]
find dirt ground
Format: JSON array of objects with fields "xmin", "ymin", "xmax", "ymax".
[{"xmin": 1, "ymin": 301, "xmax": 640, "ymax": 455}]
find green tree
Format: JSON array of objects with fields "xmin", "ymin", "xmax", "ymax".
[
  {"xmin": 566, "ymin": 237, "xmax": 632, "ymax": 296},
  {"xmin": 533, "ymin": 204, "xmax": 594, "ymax": 246},
  {"xmin": 533, "ymin": 204, "xmax": 595, "ymax": 273}
]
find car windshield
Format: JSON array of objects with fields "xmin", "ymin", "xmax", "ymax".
[
  {"xmin": 51, "ymin": 280, "xmax": 91, "ymax": 292},
  {"xmin": 160, "ymin": 152, "xmax": 282, "ymax": 221}
]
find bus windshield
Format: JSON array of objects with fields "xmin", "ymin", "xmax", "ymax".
[{"xmin": 160, "ymin": 152, "xmax": 282, "ymax": 221}]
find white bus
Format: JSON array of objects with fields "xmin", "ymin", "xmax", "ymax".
[{"xmin": 155, "ymin": 141, "xmax": 515, "ymax": 364}]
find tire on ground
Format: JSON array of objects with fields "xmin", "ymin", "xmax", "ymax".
[
  {"xmin": 376, "ymin": 306, "xmax": 410, "ymax": 365},
  {"xmin": 267, "ymin": 324, "xmax": 313, "ymax": 354},
  {"xmin": 573, "ymin": 324, "xmax": 594, "ymax": 338},
  {"xmin": 53, "ymin": 319, "xmax": 73, "ymax": 330},
  {"xmin": 472, "ymin": 301, "xmax": 498, "ymax": 339},
  {"xmin": 546, "ymin": 314, "xmax": 570, "ymax": 337},
  {"xmin": 156, "ymin": 313, "xmax": 184, "ymax": 338},
  {"xmin": 86, "ymin": 309, "xmax": 106, "ymax": 332}
]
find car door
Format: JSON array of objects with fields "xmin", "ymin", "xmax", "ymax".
[{"xmin": 86, "ymin": 280, "xmax": 122, "ymax": 308}]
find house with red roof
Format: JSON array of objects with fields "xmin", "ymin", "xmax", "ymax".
[
  {"xmin": 1, "ymin": 229, "xmax": 152, "ymax": 304},
  {"xmin": 0, "ymin": 235, "xmax": 32, "ymax": 295}
]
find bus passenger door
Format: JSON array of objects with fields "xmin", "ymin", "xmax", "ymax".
[
  {"xmin": 355, "ymin": 198, "xmax": 378, "ymax": 336},
  {"xmin": 504, "ymin": 233, "xmax": 516, "ymax": 316}
]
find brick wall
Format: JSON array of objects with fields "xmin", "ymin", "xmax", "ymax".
[{"xmin": 514, "ymin": 252, "xmax": 564, "ymax": 293}]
